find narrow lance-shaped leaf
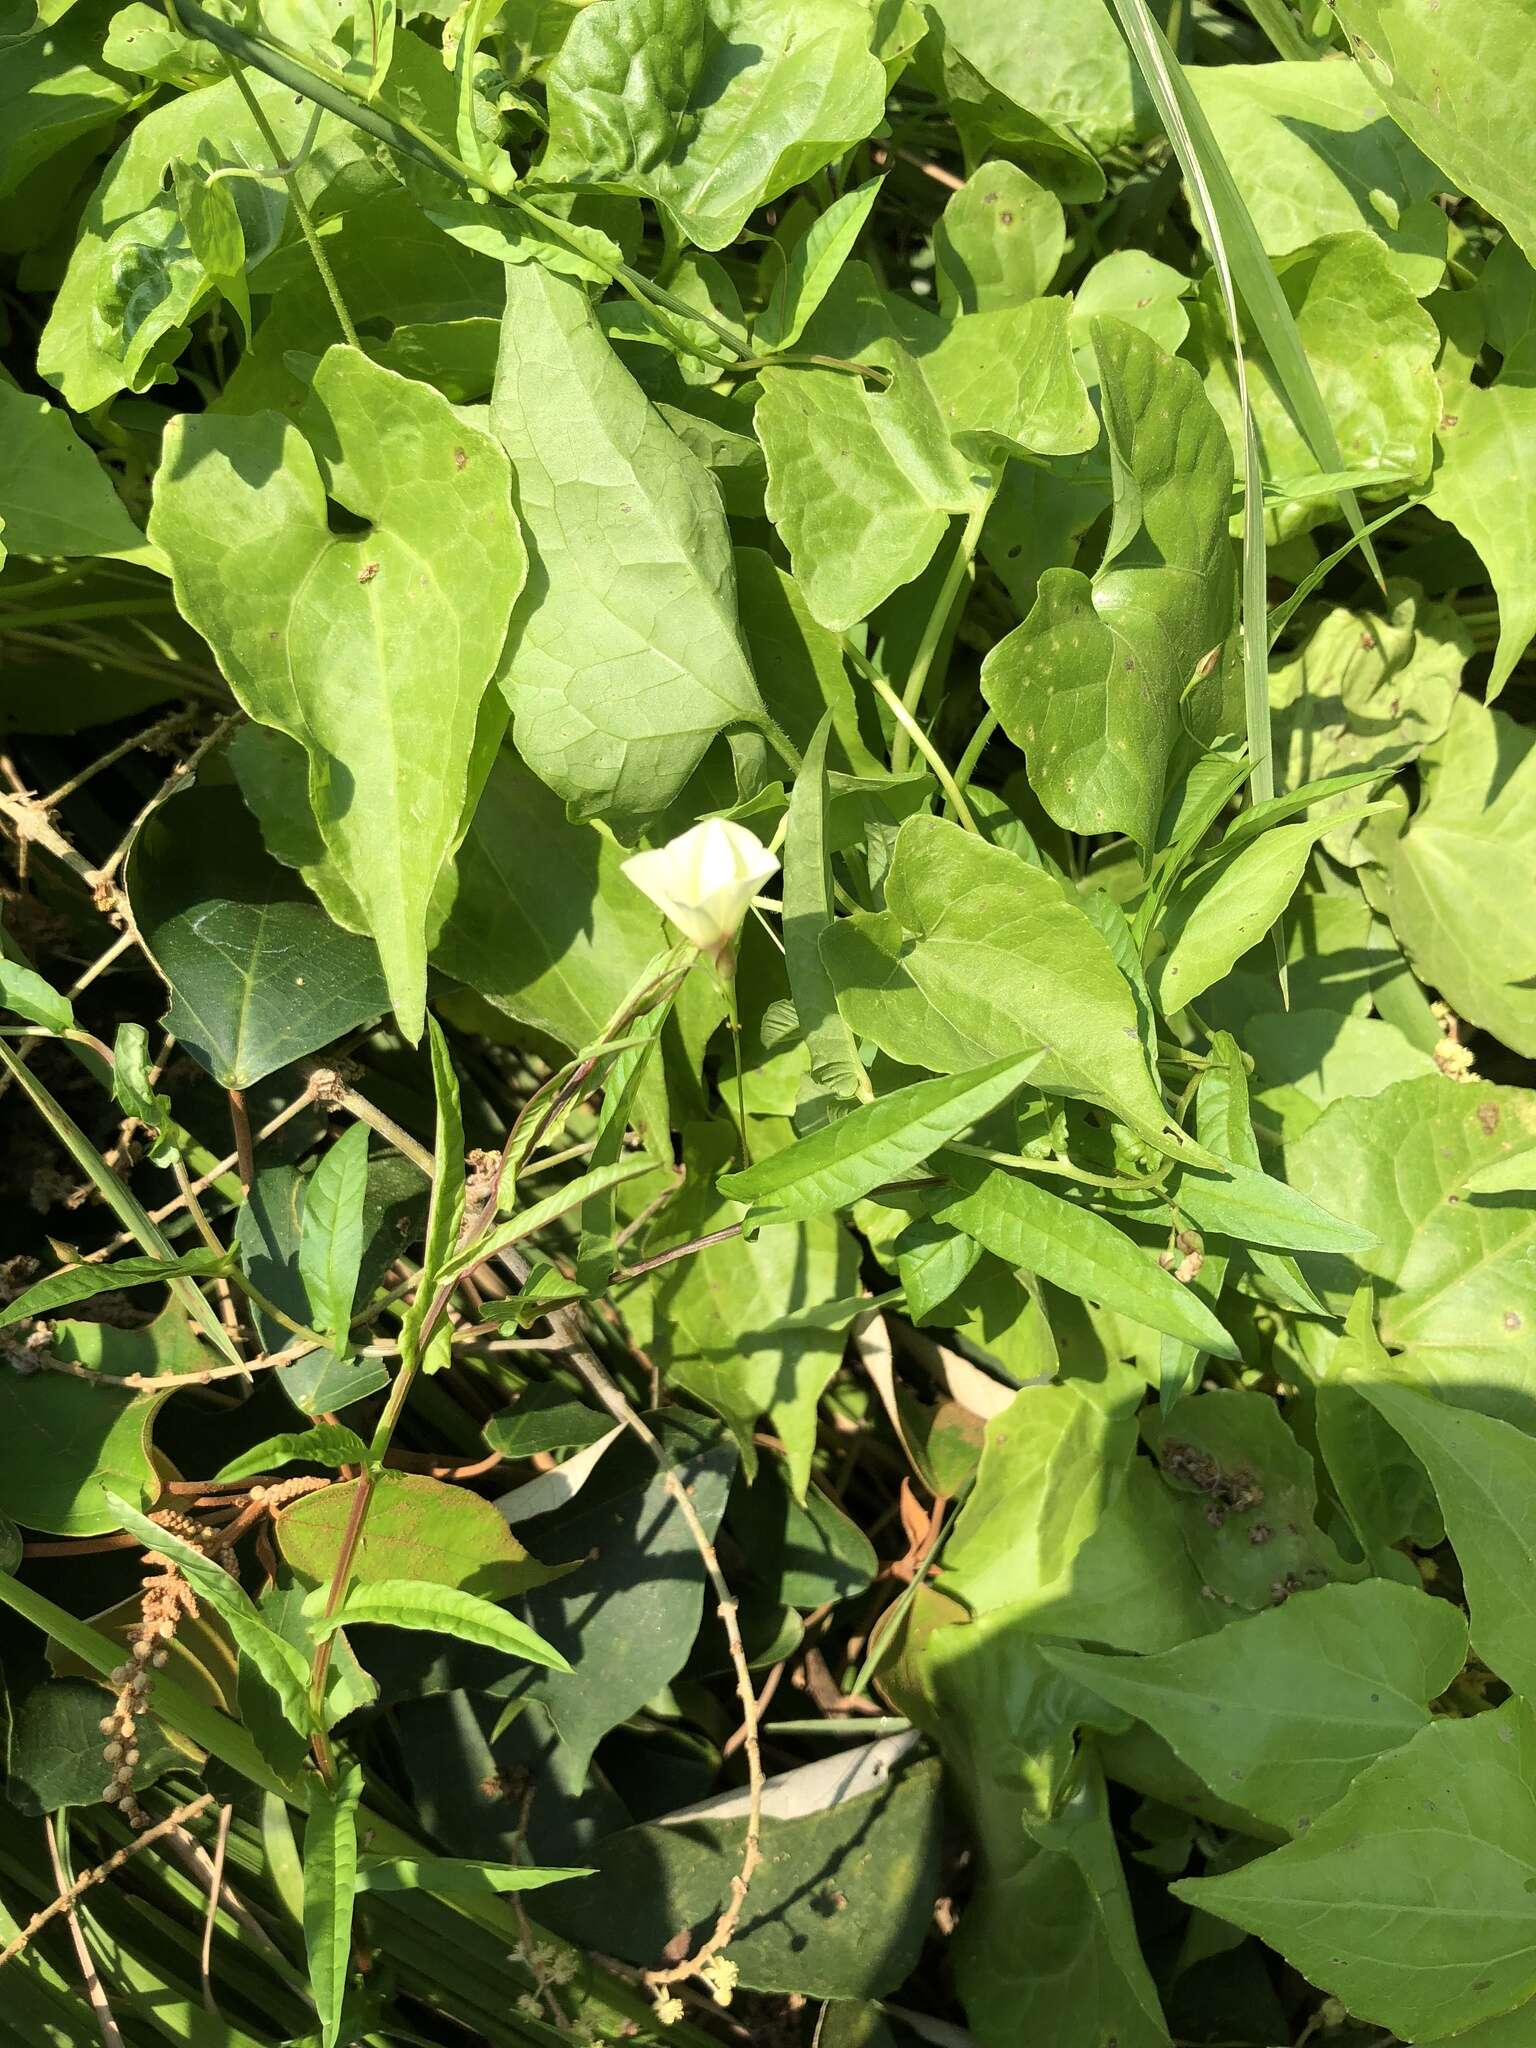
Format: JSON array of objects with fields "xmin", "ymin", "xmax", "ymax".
[
  {"xmin": 0, "ymin": 956, "xmax": 75, "ymax": 1034},
  {"xmin": 148, "ymin": 345, "xmax": 525, "ymax": 1040},
  {"xmin": 305, "ymin": 1763, "xmax": 363, "ymax": 2048},
  {"xmin": 0, "ymin": 1250, "xmax": 230, "ymax": 1328},
  {"xmin": 756, "ymin": 177, "xmax": 884, "ymax": 352},
  {"xmin": 1152, "ymin": 819, "xmax": 1328, "ymax": 1013},
  {"xmin": 298, "ymin": 1121, "xmax": 370, "ymax": 1354},
  {"xmin": 720, "ymin": 1053, "xmax": 1041, "ymax": 1227},
  {"xmin": 1146, "ymin": 1159, "xmax": 1375, "ymax": 1255},
  {"xmin": 436, "ymin": 1155, "xmax": 661, "ymax": 1287},
  {"xmin": 214, "ymin": 1425, "xmax": 370, "ymax": 1484},
  {"xmin": 931, "ymin": 1162, "xmax": 1240, "ymax": 1359},
  {"xmin": 306, "ymin": 1578, "xmax": 571, "ymax": 1670},
  {"xmin": 357, "ymin": 1855, "xmax": 593, "ymax": 1895},
  {"xmin": 1108, "ymin": 0, "xmax": 1381, "ymax": 581}
]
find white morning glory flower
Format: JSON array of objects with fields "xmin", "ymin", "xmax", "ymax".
[{"xmin": 621, "ymin": 818, "xmax": 779, "ymax": 966}]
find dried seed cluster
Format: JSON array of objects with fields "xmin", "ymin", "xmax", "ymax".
[{"xmin": 98, "ymin": 1519, "xmax": 204, "ymax": 1828}]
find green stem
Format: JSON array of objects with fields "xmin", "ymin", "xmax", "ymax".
[
  {"xmin": 953, "ymin": 707, "xmax": 999, "ymax": 796},
  {"xmin": 721, "ymin": 967, "xmax": 751, "ymax": 1170},
  {"xmin": 220, "ymin": 55, "xmax": 359, "ymax": 348},
  {"xmin": 847, "ymin": 641, "xmax": 978, "ymax": 833},
  {"xmin": 173, "ymin": 0, "xmax": 756, "ymax": 365},
  {"xmin": 948, "ymin": 1140, "xmax": 1166, "ymax": 1193},
  {"xmin": 889, "ymin": 500, "xmax": 988, "ymax": 774},
  {"xmin": 757, "ymin": 711, "xmax": 804, "ymax": 777}
]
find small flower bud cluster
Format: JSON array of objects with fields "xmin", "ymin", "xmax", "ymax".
[
  {"xmin": 98, "ymin": 1531, "xmax": 202, "ymax": 1828},
  {"xmin": 1158, "ymin": 1228, "xmax": 1205, "ymax": 1285}
]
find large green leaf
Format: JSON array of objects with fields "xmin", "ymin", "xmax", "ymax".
[
  {"xmin": 0, "ymin": 381, "xmax": 150, "ymax": 561},
  {"xmin": 1188, "ymin": 59, "xmax": 1447, "ymax": 291},
  {"xmin": 1358, "ymin": 1380, "xmax": 1536, "ymax": 1700},
  {"xmin": 1268, "ymin": 579, "xmax": 1468, "ymax": 862},
  {"xmin": 277, "ymin": 1471, "xmax": 552, "ymax": 1600},
  {"xmin": 1365, "ymin": 696, "xmax": 1536, "ymax": 1054},
  {"xmin": 989, "ymin": 1457, "xmax": 1216, "ymax": 1654},
  {"xmin": 542, "ymin": 0, "xmax": 887, "ymax": 251},
  {"xmin": 1427, "ymin": 294, "xmax": 1536, "ymax": 698},
  {"xmin": 226, "ymin": 185, "xmax": 504, "ymax": 418},
  {"xmin": 1145, "ymin": 1388, "xmax": 1352, "ymax": 1611},
  {"xmin": 541, "ymin": 1750, "xmax": 942, "ymax": 1998},
  {"xmin": 719, "ymin": 1053, "xmax": 1038, "ymax": 1225},
  {"xmin": 0, "ymin": 1351, "xmax": 162, "ymax": 1537},
  {"xmin": 1048, "ymin": 1579, "xmax": 1465, "ymax": 1834},
  {"xmin": 490, "ymin": 263, "xmax": 765, "ymax": 823},
  {"xmin": 1333, "ymin": 0, "xmax": 1536, "ymax": 267},
  {"xmin": 1174, "ymin": 1698, "xmax": 1536, "ymax": 2042},
  {"xmin": 150, "ymin": 348, "xmax": 521, "ymax": 1037},
  {"xmin": 757, "ymin": 267, "xmax": 1094, "ymax": 629},
  {"xmin": 1289, "ymin": 1075, "xmax": 1536, "ymax": 1426},
  {"xmin": 951, "ymin": 1750, "xmax": 1172, "ymax": 2048},
  {"xmin": 511, "ymin": 1416, "xmax": 736, "ymax": 1775},
  {"xmin": 127, "ymin": 783, "xmax": 389, "ymax": 1089},
  {"xmin": 932, "ymin": 160, "xmax": 1065, "ymax": 313},
  {"xmin": 942, "ymin": 1379, "xmax": 1140, "ymax": 1615},
  {"xmin": 981, "ymin": 319, "xmax": 1235, "ymax": 855},
  {"xmin": 6, "ymin": 1677, "xmax": 182, "ymax": 1817},
  {"xmin": 0, "ymin": 0, "xmax": 140, "ymax": 205},
  {"xmin": 926, "ymin": 0, "xmax": 1144, "ymax": 154},
  {"xmin": 822, "ymin": 815, "xmax": 1194, "ymax": 1155},
  {"xmin": 433, "ymin": 753, "xmax": 666, "ymax": 1053},
  {"xmin": 36, "ymin": 70, "xmax": 348, "ymax": 410},
  {"xmin": 1189, "ymin": 230, "xmax": 1440, "ymax": 534}
]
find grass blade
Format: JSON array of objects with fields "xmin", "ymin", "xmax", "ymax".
[
  {"xmin": 1109, "ymin": 0, "xmax": 1381, "ymax": 809},
  {"xmin": 0, "ymin": 1041, "xmax": 242, "ymax": 1363}
]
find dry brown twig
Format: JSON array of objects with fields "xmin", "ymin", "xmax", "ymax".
[
  {"xmin": 0, "ymin": 1793, "xmax": 214, "ymax": 1969},
  {"xmin": 43, "ymin": 1814, "xmax": 126, "ymax": 2048}
]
